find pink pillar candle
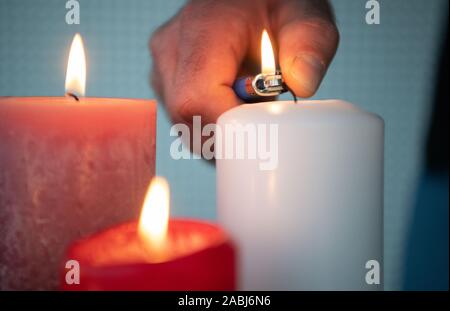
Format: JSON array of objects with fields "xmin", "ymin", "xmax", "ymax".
[{"xmin": 0, "ymin": 97, "xmax": 156, "ymax": 290}]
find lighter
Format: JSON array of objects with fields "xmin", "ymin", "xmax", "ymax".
[{"xmin": 233, "ymin": 70, "xmax": 296, "ymax": 103}]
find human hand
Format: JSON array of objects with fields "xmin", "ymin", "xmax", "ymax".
[{"xmin": 150, "ymin": 0, "xmax": 339, "ymax": 125}]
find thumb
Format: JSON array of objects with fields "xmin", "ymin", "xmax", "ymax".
[{"xmin": 275, "ymin": 1, "xmax": 339, "ymax": 97}]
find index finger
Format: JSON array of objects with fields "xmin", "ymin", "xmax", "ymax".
[{"xmin": 168, "ymin": 1, "xmax": 251, "ymax": 125}]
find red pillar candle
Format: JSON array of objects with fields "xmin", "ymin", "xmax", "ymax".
[
  {"xmin": 0, "ymin": 34, "xmax": 156, "ymax": 290},
  {"xmin": 61, "ymin": 177, "xmax": 236, "ymax": 290}
]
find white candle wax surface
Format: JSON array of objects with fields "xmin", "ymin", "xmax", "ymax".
[{"xmin": 217, "ymin": 100, "xmax": 384, "ymax": 290}]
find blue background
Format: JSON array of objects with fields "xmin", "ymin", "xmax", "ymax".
[{"xmin": 0, "ymin": 0, "xmax": 448, "ymax": 290}]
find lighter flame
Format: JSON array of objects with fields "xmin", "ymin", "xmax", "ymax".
[
  {"xmin": 261, "ymin": 30, "xmax": 276, "ymax": 75},
  {"xmin": 65, "ymin": 33, "xmax": 86, "ymax": 96},
  {"xmin": 138, "ymin": 177, "xmax": 170, "ymax": 247}
]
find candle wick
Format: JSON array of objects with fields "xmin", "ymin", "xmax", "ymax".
[
  {"xmin": 66, "ymin": 92, "xmax": 80, "ymax": 101},
  {"xmin": 284, "ymin": 85, "xmax": 297, "ymax": 103}
]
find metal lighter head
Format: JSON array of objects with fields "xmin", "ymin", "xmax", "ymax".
[
  {"xmin": 233, "ymin": 70, "xmax": 295, "ymax": 102},
  {"xmin": 252, "ymin": 71, "xmax": 286, "ymax": 97}
]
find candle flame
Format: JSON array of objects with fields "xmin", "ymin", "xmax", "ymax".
[
  {"xmin": 65, "ymin": 33, "xmax": 86, "ymax": 97},
  {"xmin": 261, "ymin": 30, "xmax": 276, "ymax": 74},
  {"xmin": 138, "ymin": 176, "xmax": 170, "ymax": 247}
]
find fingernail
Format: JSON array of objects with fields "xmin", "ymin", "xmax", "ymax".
[{"xmin": 290, "ymin": 54, "xmax": 325, "ymax": 95}]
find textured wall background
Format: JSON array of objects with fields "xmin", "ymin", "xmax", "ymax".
[{"xmin": 0, "ymin": 0, "xmax": 447, "ymax": 289}]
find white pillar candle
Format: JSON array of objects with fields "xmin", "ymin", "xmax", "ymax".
[{"xmin": 216, "ymin": 99, "xmax": 384, "ymax": 290}]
